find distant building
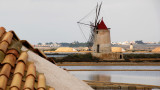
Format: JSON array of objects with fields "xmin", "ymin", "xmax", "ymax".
[
  {"xmin": 130, "ymin": 43, "xmax": 134, "ymax": 50},
  {"xmin": 135, "ymin": 40, "xmax": 144, "ymax": 44}
]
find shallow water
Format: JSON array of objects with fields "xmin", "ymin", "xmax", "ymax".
[{"xmin": 60, "ymin": 66, "xmax": 160, "ymax": 86}]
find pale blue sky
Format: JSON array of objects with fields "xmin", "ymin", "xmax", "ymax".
[{"xmin": 0, "ymin": 0, "xmax": 160, "ymax": 44}]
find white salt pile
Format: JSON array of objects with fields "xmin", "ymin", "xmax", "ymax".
[{"xmin": 22, "ymin": 46, "xmax": 93, "ymax": 90}]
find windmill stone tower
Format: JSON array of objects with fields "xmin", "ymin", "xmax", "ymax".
[
  {"xmin": 92, "ymin": 19, "xmax": 111, "ymax": 53},
  {"xmin": 92, "ymin": 19, "xmax": 123, "ymax": 60}
]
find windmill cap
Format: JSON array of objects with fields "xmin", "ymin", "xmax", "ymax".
[{"xmin": 97, "ymin": 19, "xmax": 108, "ymax": 30}]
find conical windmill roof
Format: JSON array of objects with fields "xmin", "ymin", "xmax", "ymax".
[{"xmin": 97, "ymin": 19, "xmax": 108, "ymax": 30}]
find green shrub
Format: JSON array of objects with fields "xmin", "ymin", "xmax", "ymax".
[
  {"xmin": 124, "ymin": 54, "xmax": 160, "ymax": 59},
  {"xmin": 57, "ymin": 53, "xmax": 99, "ymax": 62}
]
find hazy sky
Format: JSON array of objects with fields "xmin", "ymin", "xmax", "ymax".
[{"xmin": 0, "ymin": 0, "xmax": 160, "ymax": 44}]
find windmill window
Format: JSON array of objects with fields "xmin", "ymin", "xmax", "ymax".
[
  {"xmin": 96, "ymin": 31, "xmax": 98, "ymax": 34},
  {"xmin": 120, "ymin": 54, "xmax": 123, "ymax": 59},
  {"xmin": 97, "ymin": 44, "xmax": 100, "ymax": 53}
]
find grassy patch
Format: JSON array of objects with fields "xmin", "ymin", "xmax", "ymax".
[
  {"xmin": 124, "ymin": 54, "xmax": 160, "ymax": 59},
  {"xmin": 55, "ymin": 53, "xmax": 99, "ymax": 62},
  {"xmin": 52, "ymin": 53, "xmax": 160, "ymax": 62}
]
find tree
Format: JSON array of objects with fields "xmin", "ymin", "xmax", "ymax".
[
  {"xmin": 135, "ymin": 40, "xmax": 144, "ymax": 44},
  {"xmin": 38, "ymin": 42, "xmax": 42, "ymax": 45},
  {"xmin": 45, "ymin": 42, "xmax": 49, "ymax": 45},
  {"xmin": 49, "ymin": 42, "xmax": 53, "ymax": 45}
]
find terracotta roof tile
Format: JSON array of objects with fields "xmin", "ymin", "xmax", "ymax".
[
  {"xmin": 0, "ymin": 28, "xmax": 55, "ymax": 90},
  {"xmin": 1, "ymin": 31, "xmax": 13, "ymax": 45},
  {"xmin": 23, "ymin": 75, "xmax": 35, "ymax": 90},
  {"xmin": 21, "ymin": 40, "xmax": 47, "ymax": 59},
  {"xmin": 0, "ymin": 75, "xmax": 8, "ymax": 90},
  {"xmin": 0, "ymin": 64, "xmax": 11, "ymax": 78},
  {"xmin": 37, "ymin": 88, "xmax": 46, "ymax": 90},
  {"xmin": 6, "ymin": 69, "xmax": 13, "ymax": 86},
  {"xmin": 20, "ymin": 81, "xmax": 25, "ymax": 90},
  {"xmin": 9, "ymin": 31, "xmax": 20, "ymax": 41},
  {"xmin": 8, "ymin": 40, "xmax": 22, "ymax": 54},
  {"xmin": 26, "ymin": 63, "xmax": 36, "ymax": 79},
  {"xmin": 0, "ymin": 27, "xmax": 6, "ymax": 38},
  {"xmin": 17, "ymin": 51, "xmax": 28, "ymax": 65},
  {"xmin": 33, "ymin": 49, "xmax": 47, "ymax": 59},
  {"xmin": 0, "ymin": 51, "xmax": 5, "ymax": 63},
  {"xmin": 7, "ymin": 49, "xmax": 19, "ymax": 59},
  {"xmin": 10, "ymin": 73, "xmax": 22, "ymax": 90},
  {"xmin": 24, "ymin": 89, "xmax": 31, "ymax": 90},
  {"xmin": 14, "ymin": 62, "xmax": 25, "ymax": 76},
  {"xmin": 1, "ymin": 54, "xmax": 16, "ymax": 67},
  {"xmin": 10, "ymin": 87, "xmax": 19, "ymax": 90},
  {"xmin": 0, "ymin": 41, "xmax": 9, "ymax": 53},
  {"xmin": 38, "ymin": 88, "xmax": 45, "ymax": 90},
  {"xmin": 38, "ymin": 74, "xmax": 46, "ymax": 89}
]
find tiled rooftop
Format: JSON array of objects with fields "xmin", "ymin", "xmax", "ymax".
[{"xmin": 0, "ymin": 27, "xmax": 55, "ymax": 90}]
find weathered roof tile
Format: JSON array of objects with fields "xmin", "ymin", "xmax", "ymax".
[
  {"xmin": 0, "ymin": 51, "xmax": 5, "ymax": 63},
  {"xmin": 10, "ymin": 87, "xmax": 19, "ymax": 90},
  {"xmin": 21, "ymin": 40, "xmax": 47, "ymax": 59},
  {"xmin": 8, "ymin": 40, "xmax": 22, "ymax": 54},
  {"xmin": 23, "ymin": 75, "xmax": 35, "ymax": 90},
  {"xmin": 1, "ymin": 54, "xmax": 16, "ymax": 67},
  {"xmin": 0, "ymin": 27, "xmax": 55, "ymax": 90},
  {"xmin": 7, "ymin": 49, "xmax": 19, "ymax": 59},
  {"xmin": 14, "ymin": 62, "xmax": 25, "ymax": 76},
  {"xmin": 9, "ymin": 31, "xmax": 20, "ymax": 41},
  {"xmin": 38, "ymin": 74, "xmax": 46, "ymax": 90},
  {"xmin": 0, "ymin": 75, "xmax": 8, "ymax": 90},
  {"xmin": 38, "ymin": 88, "xmax": 45, "ymax": 90},
  {"xmin": 10, "ymin": 73, "xmax": 22, "ymax": 90},
  {"xmin": 0, "ymin": 64, "xmax": 11, "ymax": 78},
  {"xmin": 17, "ymin": 51, "xmax": 28, "ymax": 65},
  {"xmin": 24, "ymin": 89, "xmax": 31, "ymax": 90},
  {"xmin": 0, "ymin": 27, "xmax": 6, "ymax": 38},
  {"xmin": 0, "ymin": 41, "xmax": 9, "ymax": 53},
  {"xmin": 26, "ymin": 63, "xmax": 36, "ymax": 79},
  {"xmin": 1, "ymin": 31, "xmax": 13, "ymax": 45}
]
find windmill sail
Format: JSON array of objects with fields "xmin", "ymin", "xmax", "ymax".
[{"xmin": 77, "ymin": 2, "xmax": 102, "ymax": 48}]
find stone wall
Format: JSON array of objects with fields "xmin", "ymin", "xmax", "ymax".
[{"xmin": 92, "ymin": 52, "xmax": 124, "ymax": 61}]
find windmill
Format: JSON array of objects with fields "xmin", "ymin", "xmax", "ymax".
[{"xmin": 77, "ymin": 2, "xmax": 102, "ymax": 49}]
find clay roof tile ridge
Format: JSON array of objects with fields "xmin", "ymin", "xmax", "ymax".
[
  {"xmin": 1, "ymin": 54, "xmax": 17, "ymax": 67},
  {"xmin": 7, "ymin": 49, "xmax": 19, "ymax": 59},
  {"xmin": 26, "ymin": 63, "xmax": 36, "ymax": 79},
  {"xmin": 17, "ymin": 51, "xmax": 28, "ymax": 65},
  {"xmin": 37, "ymin": 73, "xmax": 46, "ymax": 89},
  {"xmin": 0, "ymin": 64, "xmax": 12, "ymax": 79},
  {"xmin": 0, "ymin": 75, "xmax": 8, "ymax": 90},
  {"xmin": 14, "ymin": 62, "xmax": 25, "ymax": 76},
  {"xmin": 1, "ymin": 31, "xmax": 13, "ymax": 45},
  {"xmin": 0, "ymin": 41, "xmax": 9, "ymax": 53},
  {"xmin": 10, "ymin": 73, "xmax": 23, "ymax": 90},
  {"xmin": 0, "ymin": 27, "xmax": 6, "ymax": 38},
  {"xmin": 23, "ymin": 75, "xmax": 35, "ymax": 90}
]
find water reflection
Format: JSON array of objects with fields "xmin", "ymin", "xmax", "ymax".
[
  {"xmin": 61, "ymin": 66, "xmax": 160, "ymax": 86},
  {"xmin": 61, "ymin": 66, "xmax": 160, "ymax": 70}
]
